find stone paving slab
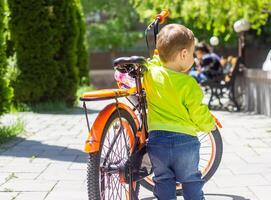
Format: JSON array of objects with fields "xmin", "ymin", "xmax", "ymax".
[
  {"xmin": 0, "ymin": 99, "xmax": 271, "ymax": 200},
  {"xmin": 44, "ymin": 180, "xmax": 88, "ymax": 200},
  {"xmin": 249, "ymin": 186, "xmax": 271, "ymax": 200},
  {"xmin": 15, "ymin": 192, "xmax": 48, "ymax": 200},
  {"xmin": 0, "ymin": 179, "xmax": 57, "ymax": 192},
  {"xmin": 0, "ymin": 192, "xmax": 19, "ymax": 199}
]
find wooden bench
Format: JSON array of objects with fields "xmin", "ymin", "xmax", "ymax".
[{"xmin": 201, "ymin": 56, "xmax": 242, "ymax": 110}]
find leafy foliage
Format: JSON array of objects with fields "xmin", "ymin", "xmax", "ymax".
[
  {"xmin": 81, "ymin": 0, "xmax": 143, "ymax": 51},
  {"xmin": 0, "ymin": 119, "xmax": 24, "ymax": 145},
  {"xmin": 75, "ymin": 1, "xmax": 89, "ymax": 85},
  {"xmin": 132, "ymin": 0, "xmax": 271, "ymax": 41},
  {"xmin": 0, "ymin": 0, "xmax": 13, "ymax": 115},
  {"xmin": 8, "ymin": 0, "xmax": 61, "ymax": 104},
  {"xmin": 8, "ymin": 0, "xmax": 88, "ymax": 105},
  {"xmin": 48, "ymin": 0, "xmax": 80, "ymax": 105}
]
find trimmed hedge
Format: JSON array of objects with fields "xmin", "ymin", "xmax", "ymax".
[
  {"xmin": 0, "ymin": 0, "xmax": 13, "ymax": 115},
  {"xmin": 8, "ymin": 0, "xmax": 88, "ymax": 105},
  {"xmin": 76, "ymin": 1, "xmax": 89, "ymax": 85},
  {"xmin": 49, "ymin": 0, "xmax": 79, "ymax": 105},
  {"xmin": 8, "ymin": 0, "xmax": 59, "ymax": 104}
]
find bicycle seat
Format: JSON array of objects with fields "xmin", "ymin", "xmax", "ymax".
[{"xmin": 113, "ymin": 56, "xmax": 146, "ymax": 67}]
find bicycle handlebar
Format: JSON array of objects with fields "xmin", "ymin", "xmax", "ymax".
[
  {"xmin": 145, "ymin": 9, "xmax": 169, "ymax": 57},
  {"xmin": 156, "ymin": 9, "xmax": 169, "ymax": 24}
]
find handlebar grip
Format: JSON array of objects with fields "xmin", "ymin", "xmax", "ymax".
[{"xmin": 156, "ymin": 9, "xmax": 169, "ymax": 24}]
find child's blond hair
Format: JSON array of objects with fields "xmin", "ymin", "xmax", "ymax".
[{"xmin": 157, "ymin": 24, "xmax": 194, "ymax": 63}]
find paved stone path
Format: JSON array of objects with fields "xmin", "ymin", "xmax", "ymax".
[{"xmin": 1, "ymin": 99, "xmax": 271, "ymax": 200}]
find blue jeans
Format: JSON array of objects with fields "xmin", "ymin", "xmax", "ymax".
[{"xmin": 146, "ymin": 130, "xmax": 205, "ymax": 200}]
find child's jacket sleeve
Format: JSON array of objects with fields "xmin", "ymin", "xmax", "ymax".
[{"xmin": 184, "ymin": 78, "xmax": 216, "ymax": 133}]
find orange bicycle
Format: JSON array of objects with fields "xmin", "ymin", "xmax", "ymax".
[{"xmin": 80, "ymin": 10, "xmax": 223, "ymax": 200}]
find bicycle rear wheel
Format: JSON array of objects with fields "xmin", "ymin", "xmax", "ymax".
[
  {"xmin": 87, "ymin": 108, "xmax": 139, "ymax": 200},
  {"xmin": 140, "ymin": 128, "xmax": 223, "ymax": 195}
]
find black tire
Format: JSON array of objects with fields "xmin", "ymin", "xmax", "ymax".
[
  {"xmin": 87, "ymin": 108, "xmax": 140, "ymax": 200},
  {"xmin": 140, "ymin": 128, "xmax": 223, "ymax": 195}
]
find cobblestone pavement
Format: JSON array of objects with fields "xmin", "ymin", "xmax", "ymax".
[{"xmin": 0, "ymin": 98, "xmax": 271, "ymax": 200}]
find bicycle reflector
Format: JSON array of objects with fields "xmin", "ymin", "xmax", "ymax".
[{"xmin": 156, "ymin": 9, "xmax": 169, "ymax": 24}]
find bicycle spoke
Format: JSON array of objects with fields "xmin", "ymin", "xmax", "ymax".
[
  {"xmin": 98, "ymin": 117, "xmax": 135, "ymax": 200},
  {"xmin": 199, "ymin": 134, "xmax": 209, "ymax": 142},
  {"xmin": 200, "ymin": 153, "xmax": 212, "ymax": 155},
  {"xmin": 111, "ymin": 175, "xmax": 124, "ymax": 199},
  {"xmin": 108, "ymin": 176, "xmax": 118, "ymax": 199},
  {"xmin": 122, "ymin": 128, "xmax": 130, "ymax": 158},
  {"xmin": 120, "ymin": 181, "xmax": 123, "ymax": 199},
  {"xmin": 114, "ymin": 115, "xmax": 130, "ymax": 159},
  {"xmin": 114, "ymin": 130, "xmax": 123, "ymax": 157},
  {"xmin": 200, "ymin": 157, "xmax": 209, "ymax": 162},
  {"xmin": 121, "ymin": 144, "xmax": 127, "ymax": 159},
  {"xmin": 200, "ymin": 145, "xmax": 212, "ymax": 148},
  {"xmin": 120, "ymin": 184, "xmax": 129, "ymax": 195},
  {"xmin": 102, "ymin": 144, "xmax": 122, "ymax": 162},
  {"xmin": 100, "ymin": 177, "xmax": 112, "ymax": 199},
  {"xmin": 198, "ymin": 132, "xmax": 207, "ymax": 138},
  {"xmin": 103, "ymin": 129, "xmax": 122, "ymax": 166},
  {"xmin": 199, "ymin": 164, "xmax": 206, "ymax": 168},
  {"xmin": 115, "ymin": 178, "xmax": 122, "ymax": 199},
  {"xmin": 201, "ymin": 138, "xmax": 211, "ymax": 144},
  {"xmin": 113, "ymin": 176, "xmax": 123, "ymax": 199}
]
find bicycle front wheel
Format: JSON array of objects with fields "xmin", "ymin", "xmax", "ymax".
[
  {"xmin": 87, "ymin": 108, "xmax": 139, "ymax": 200},
  {"xmin": 140, "ymin": 128, "xmax": 223, "ymax": 195}
]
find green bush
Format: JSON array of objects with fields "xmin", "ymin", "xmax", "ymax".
[
  {"xmin": 8, "ymin": 0, "xmax": 88, "ymax": 106},
  {"xmin": 75, "ymin": 1, "xmax": 89, "ymax": 85},
  {"xmin": 0, "ymin": 118, "xmax": 24, "ymax": 145},
  {"xmin": 0, "ymin": 0, "xmax": 13, "ymax": 115},
  {"xmin": 8, "ymin": 0, "xmax": 59, "ymax": 104},
  {"xmin": 48, "ymin": 0, "xmax": 79, "ymax": 105}
]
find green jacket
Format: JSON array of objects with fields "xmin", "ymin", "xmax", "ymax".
[{"xmin": 143, "ymin": 55, "xmax": 215, "ymax": 136}]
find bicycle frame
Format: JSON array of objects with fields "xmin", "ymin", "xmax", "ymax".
[
  {"xmin": 82, "ymin": 69, "xmax": 148, "ymax": 153},
  {"xmin": 81, "ymin": 10, "xmax": 171, "ymax": 154}
]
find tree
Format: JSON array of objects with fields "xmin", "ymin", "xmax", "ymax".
[
  {"xmin": 49, "ymin": 0, "xmax": 79, "ymax": 105},
  {"xmin": 81, "ymin": 0, "xmax": 142, "ymax": 58},
  {"xmin": 8, "ymin": 0, "xmax": 60, "ymax": 104},
  {"xmin": 0, "ymin": 0, "xmax": 13, "ymax": 115},
  {"xmin": 49, "ymin": 0, "xmax": 89, "ymax": 103},
  {"xmin": 8, "ymin": 0, "xmax": 88, "ymax": 105},
  {"xmin": 75, "ymin": 0, "xmax": 89, "ymax": 85},
  {"xmin": 132, "ymin": 0, "xmax": 271, "ymax": 42}
]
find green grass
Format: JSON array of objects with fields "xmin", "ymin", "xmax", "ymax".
[
  {"xmin": 0, "ymin": 119, "xmax": 25, "ymax": 146},
  {"xmin": 5, "ymin": 173, "xmax": 18, "ymax": 182},
  {"xmin": 29, "ymin": 101, "xmax": 69, "ymax": 113},
  {"xmin": 10, "ymin": 85, "xmax": 95, "ymax": 114},
  {"xmin": 3, "ymin": 188, "xmax": 14, "ymax": 192},
  {"xmin": 11, "ymin": 101, "xmax": 69, "ymax": 113}
]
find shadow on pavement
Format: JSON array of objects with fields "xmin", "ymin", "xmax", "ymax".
[
  {"xmin": 32, "ymin": 106, "xmax": 100, "ymax": 115},
  {"xmin": 141, "ymin": 193, "xmax": 251, "ymax": 200},
  {"xmin": 0, "ymin": 137, "xmax": 88, "ymax": 163},
  {"xmin": 205, "ymin": 193, "xmax": 251, "ymax": 200}
]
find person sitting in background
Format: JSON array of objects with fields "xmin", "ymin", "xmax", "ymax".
[{"xmin": 189, "ymin": 42, "xmax": 223, "ymax": 83}]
